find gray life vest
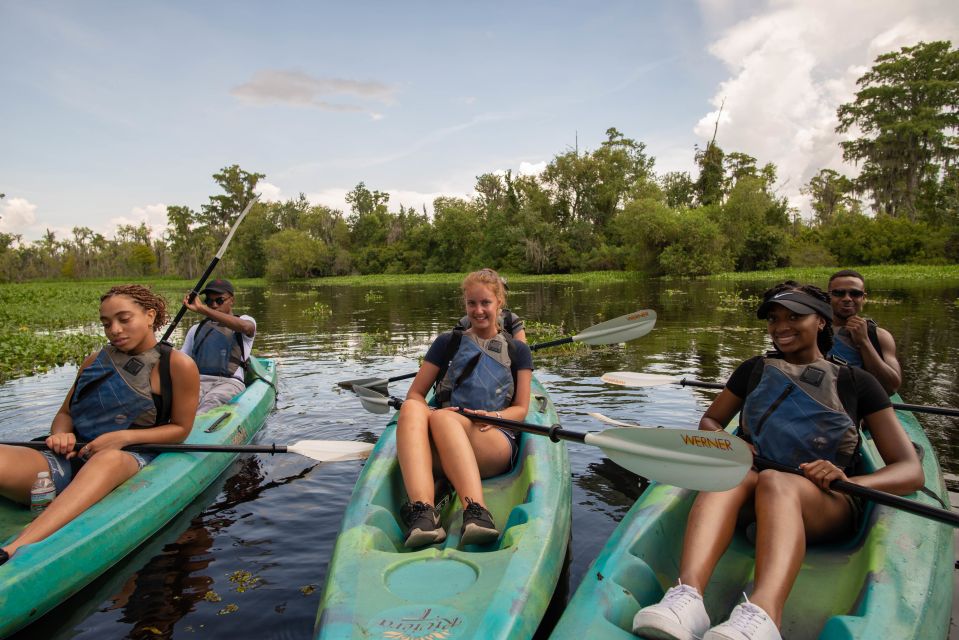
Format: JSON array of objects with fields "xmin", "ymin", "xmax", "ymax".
[
  {"xmin": 827, "ymin": 319, "xmax": 883, "ymax": 368},
  {"xmin": 191, "ymin": 318, "xmax": 247, "ymax": 377},
  {"xmin": 70, "ymin": 344, "xmax": 173, "ymax": 441},
  {"xmin": 434, "ymin": 330, "xmax": 516, "ymax": 411},
  {"xmin": 741, "ymin": 356, "xmax": 860, "ymax": 470}
]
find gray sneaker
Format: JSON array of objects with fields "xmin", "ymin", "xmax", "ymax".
[
  {"xmin": 633, "ymin": 582, "xmax": 710, "ymax": 640},
  {"xmin": 460, "ymin": 498, "xmax": 499, "ymax": 546},
  {"xmin": 403, "ymin": 501, "xmax": 446, "ymax": 548}
]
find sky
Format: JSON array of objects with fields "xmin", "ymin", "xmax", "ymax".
[{"xmin": 1, "ymin": 0, "xmax": 958, "ymax": 242}]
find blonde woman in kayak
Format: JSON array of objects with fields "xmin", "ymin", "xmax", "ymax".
[
  {"xmin": 396, "ymin": 268, "xmax": 533, "ymax": 548},
  {"xmin": 632, "ymin": 282, "xmax": 922, "ymax": 640},
  {"xmin": 0, "ymin": 285, "xmax": 199, "ymax": 566}
]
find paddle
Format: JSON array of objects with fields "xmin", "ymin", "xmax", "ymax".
[
  {"xmin": 351, "ymin": 384, "xmax": 751, "ymax": 492},
  {"xmin": 2, "ymin": 439, "xmax": 374, "ymax": 463},
  {"xmin": 337, "ymin": 309, "xmax": 657, "ymax": 393},
  {"xmin": 587, "ymin": 415, "xmax": 959, "ymax": 527},
  {"xmin": 159, "ymin": 195, "xmax": 260, "ymax": 345},
  {"xmin": 600, "ymin": 371, "xmax": 959, "ymax": 418}
]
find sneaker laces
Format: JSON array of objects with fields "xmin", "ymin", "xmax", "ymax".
[
  {"xmin": 660, "ymin": 580, "xmax": 702, "ymax": 611},
  {"xmin": 405, "ymin": 501, "xmax": 434, "ymax": 524},
  {"xmin": 463, "ymin": 497, "xmax": 488, "ymax": 520},
  {"xmin": 725, "ymin": 595, "xmax": 769, "ymax": 635}
]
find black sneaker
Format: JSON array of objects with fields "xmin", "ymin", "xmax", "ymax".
[
  {"xmin": 403, "ymin": 501, "xmax": 446, "ymax": 548},
  {"xmin": 460, "ymin": 498, "xmax": 499, "ymax": 546}
]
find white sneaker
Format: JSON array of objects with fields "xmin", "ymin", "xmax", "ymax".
[
  {"xmin": 632, "ymin": 582, "xmax": 710, "ymax": 640},
  {"xmin": 704, "ymin": 602, "xmax": 781, "ymax": 640}
]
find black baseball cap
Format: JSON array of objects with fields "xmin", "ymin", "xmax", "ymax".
[
  {"xmin": 201, "ymin": 278, "xmax": 234, "ymax": 296},
  {"xmin": 756, "ymin": 290, "xmax": 833, "ymax": 320}
]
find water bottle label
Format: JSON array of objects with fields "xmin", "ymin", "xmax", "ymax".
[{"xmin": 30, "ymin": 488, "xmax": 56, "ymax": 513}]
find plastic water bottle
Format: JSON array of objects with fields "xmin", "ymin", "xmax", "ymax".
[{"xmin": 30, "ymin": 471, "xmax": 56, "ymax": 515}]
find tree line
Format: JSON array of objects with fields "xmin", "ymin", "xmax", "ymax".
[{"xmin": 1, "ymin": 40, "xmax": 956, "ymax": 282}]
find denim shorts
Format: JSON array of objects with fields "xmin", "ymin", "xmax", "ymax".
[
  {"xmin": 40, "ymin": 449, "xmax": 156, "ymax": 494},
  {"xmin": 497, "ymin": 428, "xmax": 520, "ymax": 472}
]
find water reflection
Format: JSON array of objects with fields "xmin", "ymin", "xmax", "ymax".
[{"xmin": 1, "ymin": 276, "xmax": 957, "ymax": 637}]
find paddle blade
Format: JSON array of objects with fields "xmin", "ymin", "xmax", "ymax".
[
  {"xmin": 600, "ymin": 371, "xmax": 683, "ymax": 388},
  {"xmin": 574, "ymin": 310, "xmax": 657, "ymax": 346},
  {"xmin": 337, "ymin": 377, "xmax": 389, "ymax": 395},
  {"xmin": 287, "ymin": 440, "xmax": 374, "ymax": 462},
  {"xmin": 584, "ymin": 427, "xmax": 751, "ymax": 491},
  {"xmin": 353, "ymin": 385, "xmax": 393, "ymax": 414},
  {"xmin": 587, "ymin": 412, "xmax": 644, "ymax": 428}
]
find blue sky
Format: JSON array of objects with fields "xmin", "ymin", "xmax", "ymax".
[{"xmin": 1, "ymin": 1, "xmax": 957, "ymax": 241}]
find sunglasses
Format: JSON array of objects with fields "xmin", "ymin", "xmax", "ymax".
[
  {"xmin": 829, "ymin": 288, "xmax": 865, "ymax": 299},
  {"xmin": 205, "ymin": 296, "xmax": 229, "ymax": 306}
]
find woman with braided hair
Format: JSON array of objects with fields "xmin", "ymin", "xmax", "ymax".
[
  {"xmin": 632, "ymin": 282, "xmax": 922, "ymax": 640},
  {"xmin": 0, "ymin": 285, "xmax": 199, "ymax": 566}
]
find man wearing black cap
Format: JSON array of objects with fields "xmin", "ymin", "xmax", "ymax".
[
  {"xmin": 181, "ymin": 279, "xmax": 256, "ymax": 413},
  {"xmin": 826, "ymin": 269, "xmax": 901, "ymax": 395}
]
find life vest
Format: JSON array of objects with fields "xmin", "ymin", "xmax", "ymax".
[
  {"xmin": 827, "ymin": 319, "xmax": 883, "ymax": 368},
  {"xmin": 434, "ymin": 329, "xmax": 517, "ymax": 411},
  {"xmin": 191, "ymin": 318, "xmax": 248, "ymax": 377},
  {"xmin": 740, "ymin": 356, "xmax": 859, "ymax": 470},
  {"xmin": 456, "ymin": 308, "xmax": 519, "ymax": 337},
  {"xmin": 70, "ymin": 344, "xmax": 173, "ymax": 441}
]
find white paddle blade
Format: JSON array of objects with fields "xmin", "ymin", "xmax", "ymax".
[
  {"xmin": 600, "ymin": 371, "xmax": 684, "ymax": 388},
  {"xmin": 584, "ymin": 427, "xmax": 752, "ymax": 491},
  {"xmin": 287, "ymin": 440, "xmax": 374, "ymax": 462},
  {"xmin": 353, "ymin": 385, "xmax": 392, "ymax": 414},
  {"xmin": 575, "ymin": 309, "xmax": 657, "ymax": 345},
  {"xmin": 587, "ymin": 412, "xmax": 645, "ymax": 428}
]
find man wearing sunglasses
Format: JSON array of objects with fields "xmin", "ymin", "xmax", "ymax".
[
  {"xmin": 827, "ymin": 269, "xmax": 901, "ymax": 395},
  {"xmin": 180, "ymin": 279, "xmax": 257, "ymax": 413}
]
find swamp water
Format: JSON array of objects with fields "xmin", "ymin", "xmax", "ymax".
[{"xmin": 2, "ymin": 276, "xmax": 958, "ymax": 639}]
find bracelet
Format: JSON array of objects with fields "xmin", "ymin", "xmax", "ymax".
[{"xmin": 495, "ymin": 412, "xmax": 503, "ymax": 419}]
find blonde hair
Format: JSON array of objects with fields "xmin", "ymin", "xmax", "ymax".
[
  {"xmin": 101, "ymin": 284, "xmax": 169, "ymax": 331},
  {"xmin": 462, "ymin": 268, "xmax": 508, "ymax": 308}
]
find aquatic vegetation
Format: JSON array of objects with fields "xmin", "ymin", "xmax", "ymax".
[
  {"xmin": 303, "ymin": 302, "xmax": 332, "ymax": 319},
  {"xmin": 364, "ymin": 290, "xmax": 384, "ymax": 302},
  {"xmin": 524, "ymin": 321, "xmax": 589, "ymax": 353}
]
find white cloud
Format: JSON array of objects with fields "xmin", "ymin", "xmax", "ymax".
[
  {"xmin": 230, "ymin": 70, "xmax": 397, "ymax": 119},
  {"xmin": 108, "ymin": 202, "xmax": 168, "ymax": 239},
  {"xmin": 519, "ymin": 161, "xmax": 547, "ymax": 177},
  {"xmin": 0, "ymin": 197, "xmax": 38, "ymax": 234},
  {"xmin": 255, "ymin": 181, "xmax": 283, "ymax": 202},
  {"xmin": 695, "ymin": 0, "xmax": 959, "ymax": 217},
  {"xmin": 305, "ymin": 187, "xmax": 460, "ymax": 217}
]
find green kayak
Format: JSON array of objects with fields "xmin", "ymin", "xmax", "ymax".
[
  {"xmin": 550, "ymin": 395, "xmax": 953, "ymax": 639},
  {"xmin": 315, "ymin": 376, "xmax": 572, "ymax": 639},
  {"xmin": 0, "ymin": 357, "xmax": 277, "ymax": 637}
]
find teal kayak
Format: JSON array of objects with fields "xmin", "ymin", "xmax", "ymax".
[
  {"xmin": 315, "ymin": 376, "xmax": 572, "ymax": 639},
  {"xmin": 0, "ymin": 357, "xmax": 277, "ymax": 637},
  {"xmin": 550, "ymin": 394, "xmax": 953, "ymax": 639}
]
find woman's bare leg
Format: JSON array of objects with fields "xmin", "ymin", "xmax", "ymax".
[
  {"xmin": 2, "ymin": 449, "xmax": 139, "ymax": 556},
  {"xmin": 679, "ymin": 470, "xmax": 759, "ymax": 593},
  {"xmin": 396, "ymin": 401, "xmax": 436, "ymax": 504},
  {"xmin": 749, "ymin": 469, "xmax": 853, "ymax": 625}
]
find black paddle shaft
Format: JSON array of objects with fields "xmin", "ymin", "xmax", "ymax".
[
  {"xmin": 384, "ymin": 396, "xmax": 583, "ymax": 444},
  {"xmin": 159, "ymin": 256, "xmax": 221, "ymax": 344},
  {"xmin": 754, "ymin": 456, "xmax": 959, "ymax": 528},
  {"xmin": 1, "ymin": 440, "xmax": 290, "ymax": 455}
]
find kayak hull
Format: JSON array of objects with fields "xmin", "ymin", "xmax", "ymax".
[
  {"xmin": 550, "ymin": 394, "xmax": 953, "ymax": 639},
  {"xmin": 315, "ymin": 376, "xmax": 572, "ymax": 640},
  {"xmin": 0, "ymin": 357, "xmax": 277, "ymax": 637}
]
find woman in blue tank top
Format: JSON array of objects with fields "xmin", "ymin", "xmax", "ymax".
[
  {"xmin": 396, "ymin": 269, "xmax": 534, "ymax": 549},
  {"xmin": 0, "ymin": 285, "xmax": 200, "ymax": 566},
  {"xmin": 632, "ymin": 282, "xmax": 923, "ymax": 640}
]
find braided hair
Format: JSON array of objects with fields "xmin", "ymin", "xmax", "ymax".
[
  {"xmin": 760, "ymin": 281, "xmax": 833, "ymax": 354},
  {"xmin": 101, "ymin": 284, "xmax": 169, "ymax": 331}
]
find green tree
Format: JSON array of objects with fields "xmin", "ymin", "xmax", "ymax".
[
  {"xmin": 836, "ymin": 40, "xmax": 959, "ymax": 220},
  {"xmin": 801, "ymin": 169, "xmax": 859, "ymax": 225}
]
